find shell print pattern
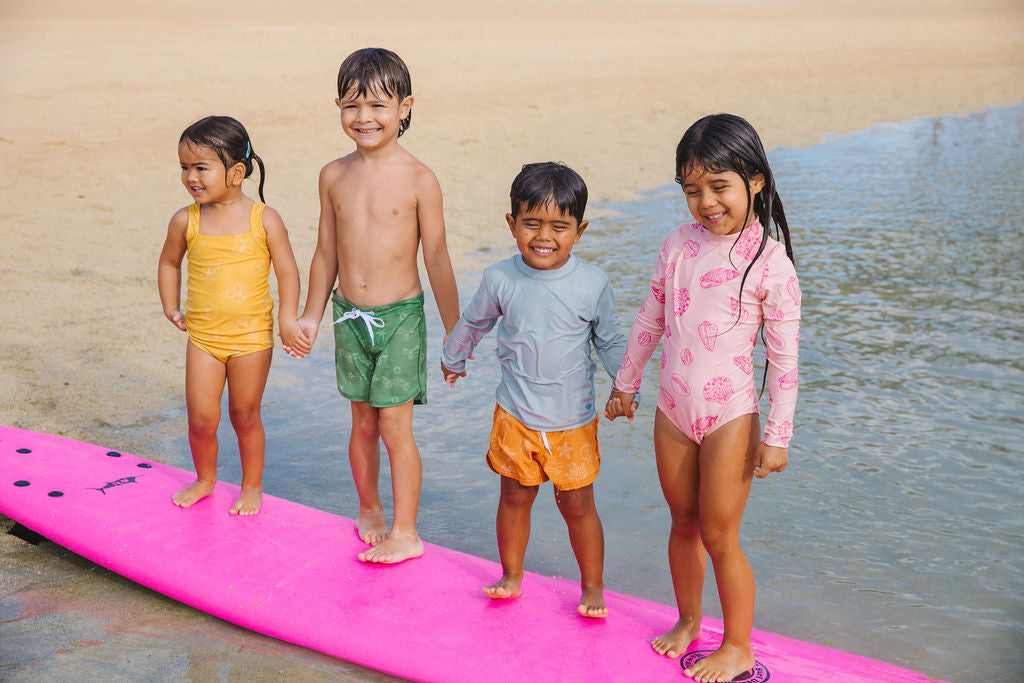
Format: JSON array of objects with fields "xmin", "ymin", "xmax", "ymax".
[
  {"xmin": 787, "ymin": 276, "xmax": 802, "ymax": 307},
  {"xmin": 698, "ymin": 321, "xmax": 718, "ymax": 352},
  {"xmin": 692, "ymin": 415, "xmax": 718, "ymax": 442},
  {"xmin": 674, "ymin": 288, "xmax": 690, "ymax": 316},
  {"xmin": 755, "ymin": 263, "xmax": 770, "ymax": 296},
  {"xmin": 614, "ymin": 218, "xmax": 799, "ymax": 450},
  {"xmin": 699, "ymin": 267, "xmax": 740, "ymax": 289},
  {"xmin": 734, "ymin": 224, "xmax": 762, "ymax": 261},
  {"xmin": 778, "ymin": 368, "xmax": 799, "ymax": 390},
  {"xmin": 776, "ymin": 420, "xmax": 794, "ymax": 446},
  {"xmin": 703, "ymin": 376, "xmax": 734, "ymax": 405},
  {"xmin": 729, "ymin": 297, "xmax": 749, "ymax": 323},
  {"xmin": 659, "ymin": 388, "xmax": 677, "ymax": 409}
]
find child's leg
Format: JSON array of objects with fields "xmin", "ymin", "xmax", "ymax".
[
  {"xmin": 224, "ymin": 348, "xmax": 272, "ymax": 516},
  {"xmin": 358, "ymin": 400, "xmax": 423, "ymax": 564},
  {"xmin": 485, "ymin": 475, "xmax": 538, "ymax": 599},
  {"xmin": 684, "ymin": 414, "xmax": 759, "ymax": 683},
  {"xmin": 554, "ymin": 484, "xmax": 607, "ymax": 618},
  {"xmin": 651, "ymin": 408, "xmax": 705, "ymax": 657},
  {"xmin": 348, "ymin": 400, "xmax": 388, "ymax": 545},
  {"xmin": 174, "ymin": 342, "xmax": 227, "ymax": 508}
]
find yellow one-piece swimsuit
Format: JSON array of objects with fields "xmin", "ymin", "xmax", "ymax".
[{"xmin": 183, "ymin": 202, "xmax": 274, "ymax": 363}]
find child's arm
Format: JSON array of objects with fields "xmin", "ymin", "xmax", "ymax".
[
  {"xmin": 755, "ymin": 248, "xmax": 801, "ymax": 476},
  {"xmin": 415, "ymin": 167, "xmax": 460, "ymax": 338},
  {"xmin": 263, "ymin": 206, "xmax": 311, "ymax": 357},
  {"xmin": 612, "ymin": 241, "xmax": 671, "ymax": 399},
  {"xmin": 157, "ymin": 209, "xmax": 189, "ymax": 332},
  {"xmin": 440, "ymin": 271, "xmax": 500, "ymax": 386},
  {"xmin": 291, "ymin": 164, "xmax": 341, "ymax": 358},
  {"xmin": 592, "ymin": 279, "xmax": 639, "ymax": 421}
]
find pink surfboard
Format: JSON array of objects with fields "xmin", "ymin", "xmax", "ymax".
[{"xmin": 0, "ymin": 426, "xmax": 943, "ymax": 682}]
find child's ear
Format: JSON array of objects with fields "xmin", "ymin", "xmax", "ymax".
[
  {"xmin": 505, "ymin": 213, "xmax": 516, "ymax": 233},
  {"xmin": 227, "ymin": 162, "xmax": 246, "ymax": 188},
  {"xmin": 574, "ymin": 219, "xmax": 589, "ymax": 242},
  {"xmin": 749, "ymin": 173, "xmax": 766, "ymax": 195},
  {"xmin": 399, "ymin": 95, "xmax": 414, "ymax": 121}
]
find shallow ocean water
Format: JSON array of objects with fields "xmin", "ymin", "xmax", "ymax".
[
  {"xmin": 13, "ymin": 104, "xmax": 1021, "ymax": 681},
  {"xmin": 238, "ymin": 103, "xmax": 1024, "ymax": 681}
]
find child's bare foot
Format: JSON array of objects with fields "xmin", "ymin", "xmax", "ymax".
[
  {"xmin": 357, "ymin": 529, "xmax": 423, "ymax": 564},
  {"xmin": 172, "ymin": 479, "xmax": 215, "ymax": 508},
  {"xmin": 577, "ymin": 585, "xmax": 607, "ymax": 618},
  {"xmin": 683, "ymin": 641, "xmax": 754, "ymax": 682},
  {"xmin": 356, "ymin": 507, "xmax": 390, "ymax": 545},
  {"xmin": 229, "ymin": 487, "xmax": 262, "ymax": 516},
  {"xmin": 483, "ymin": 572, "xmax": 522, "ymax": 599},
  {"xmin": 652, "ymin": 616, "xmax": 702, "ymax": 658}
]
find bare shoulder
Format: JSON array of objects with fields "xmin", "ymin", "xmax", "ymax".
[
  {"xmin": 319, "ymin": 154, "xmax": 357, "ymax": 185},
  {"xmin": 403, "ymin": 153, "xmax": 441, "ymax": 197},
  {"xmin": 260, "ymin": 204, "xmax": 286, "ymax": 232},
  {"xmin": 168, "ymin": 205, "xmax": 191, "ymax": 231}
]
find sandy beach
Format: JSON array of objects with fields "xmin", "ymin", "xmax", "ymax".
[{"xmin": 1, "ymin": 0, "xmax": 1023, "ymax": 678}]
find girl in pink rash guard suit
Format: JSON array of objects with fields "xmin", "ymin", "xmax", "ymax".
[{"xmin": 606, "ymin": 113, "xmax": 800, "ymax": 683}]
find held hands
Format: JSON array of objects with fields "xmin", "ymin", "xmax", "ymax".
[
  {"xmin": 441, "ymin": 362, "xmax": 465, "ymax": 387},
  {"xmin": 604, "ymin": 387, "xmax": 638, "ymax": 422},
  {"xmin": 280, "ymin": 318, "xmax": 313, "ymax": 359},
  {"xmin": 754, "ymin": 443, "xmax": 788, "ymax": 478},
  {"xmin": 165, "ymin": 309, "xmax": 187, "ymax": 332}
]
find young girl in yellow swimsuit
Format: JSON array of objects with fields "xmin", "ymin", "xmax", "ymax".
[{"xmin": 158, "ymin": 116, "xmax": 310, "ymax": 515}]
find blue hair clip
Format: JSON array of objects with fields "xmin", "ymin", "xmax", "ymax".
[{"xmin": 245, "ymin": 141, "xmax": 252, "ymax": 159}]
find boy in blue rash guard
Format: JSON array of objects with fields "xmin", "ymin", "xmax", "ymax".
[{"xmin": 441, "ymin": 162, "xmax": 634, "ymax": 618}]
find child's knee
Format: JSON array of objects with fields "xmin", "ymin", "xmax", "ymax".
[
  {"xmin": 377, "ymin": 404, "xmax": 413, "ymax": 445},
  {"xmin": 228, "ymin": 406, "xmax": 262, "ymax": 434},
  {"xmin": 698, "ymin": 521, "xmax": 739, "ymax": 557},
  {"xmin": 187, "ymin": 412, "xmax": 219, "ymax": 441},
  {"xmin": 500, "ymin": 477, "xmax": 539, "ymax": 507},
  {"xmin": 554, "ymin": 486, "xmax": 596, "ymax": 520},
  {"xmin": 670, "ymin": 510, "xmax": 701, "ymax": 539}
]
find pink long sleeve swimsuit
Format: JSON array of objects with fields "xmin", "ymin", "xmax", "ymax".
[{"xmin": 614, "ymin": 220, "xmax": 801, "ymax": 447}]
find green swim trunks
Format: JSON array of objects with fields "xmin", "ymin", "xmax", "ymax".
[{"xmin": 332, "ymin": 292, "xmax": 427, "ymax": 407}]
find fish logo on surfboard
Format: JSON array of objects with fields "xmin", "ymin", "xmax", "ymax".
[{"xmin": 90, "ymin": 476, "xmax": 140, "ymax": 495}]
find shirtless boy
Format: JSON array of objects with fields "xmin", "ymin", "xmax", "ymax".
[{"xmin": 287, "ymin": 48, "xmax": 459, "ymax": 564}]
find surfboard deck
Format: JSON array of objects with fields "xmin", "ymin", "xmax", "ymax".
[{"xmin": 0, "ymin": 426, "xmax": 943, "ymax": 682}]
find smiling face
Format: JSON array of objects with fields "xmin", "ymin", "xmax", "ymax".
[
  {"xmin": 178, "ymin": 141, "xmax": 242, "ymax": 204},
  {"xmin": 337, "ymin": 81, "xmax": 412, "ymax": 151},
  {"xmin": 507, "ymin": 200, "xmax": 587, "ymax": 271},
  {"xmin": 680, "ymin": 165, "xmax": 765, "ymax": 236}
]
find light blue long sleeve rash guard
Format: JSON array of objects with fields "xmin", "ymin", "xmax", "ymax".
[{"xmin": 441, "ymin": 254, "xmax": 629, "ymax": 432}]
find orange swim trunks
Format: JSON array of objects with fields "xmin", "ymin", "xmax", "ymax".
[{"xmin": 486, "ymin": 404, "xmax": 601, "ymax": 491}]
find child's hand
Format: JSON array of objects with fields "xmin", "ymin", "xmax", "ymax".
[
  {"xmin": 604, "ymin": 387, "xmax": 637, "ymax": 422},
  {"xmin": 283, "ymin": 317, "xmax": 319, "ymax": 359},
  {"xmin": 280, "ymin": 319, "xmax": 312, "ymax": 359},
  {"xmin": 754, "ymin": 444, "xmax": 788, "ymax": 478},
  {"xmin": 165, "ymin": 309, "xmax": 187, "ymax": 332},
  {"xmin": 441, "ymin": 362, "xmax": 465, "ymax": 387}
]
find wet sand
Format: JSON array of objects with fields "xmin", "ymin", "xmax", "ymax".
[{"xmin": 1, "ymin": 0, "xmax": 1022, "ymax": 678}]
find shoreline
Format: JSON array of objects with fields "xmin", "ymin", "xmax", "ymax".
[
  {"xmin": 1, "ymin": 1, "xmax": 1022, "ymax": 460},
  {"xmin": 1, "ymin": 2, "xmax": 1023, "ymax": 677}
]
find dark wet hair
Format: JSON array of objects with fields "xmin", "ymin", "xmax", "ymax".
[
  {"xmin": 509, "ymin": 162, "xmax": 588, "ymax": 225},
  {"xmin": 337, "ymin": 47, "xmax": 413, "ymax": 137},
  {"xmin": 179, "ymin": 116, "xmax": 266, "ymax": 201},
  {"xmin": 675, "ymin": 113, "xmax": 792, "ymax": 264}
]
